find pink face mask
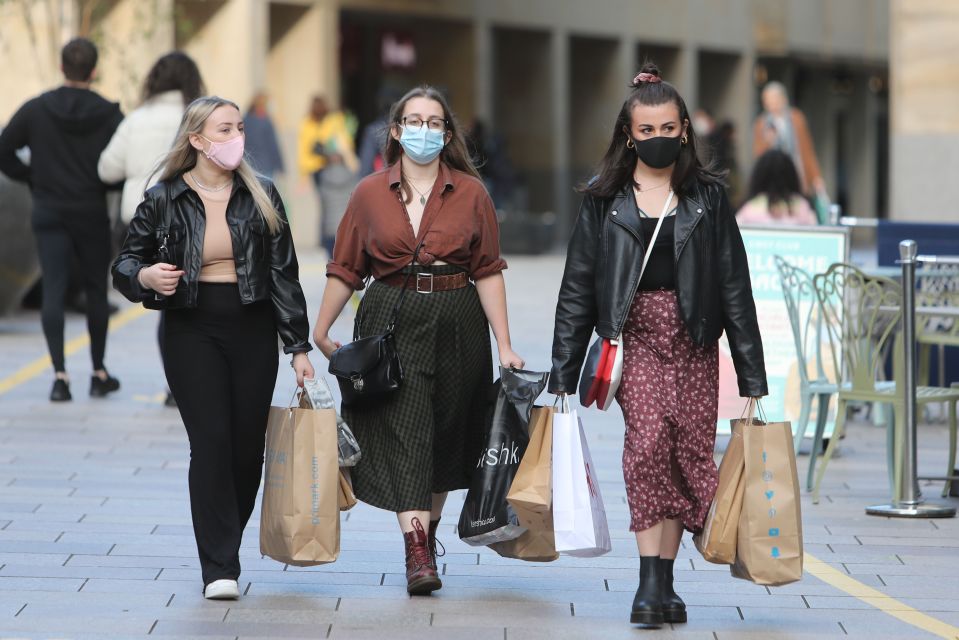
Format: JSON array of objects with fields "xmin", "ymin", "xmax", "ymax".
[{"xmin": 200, "ymin": 134, "xmax": 245, "ymax": 170}]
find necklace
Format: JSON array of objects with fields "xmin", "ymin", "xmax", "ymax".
[
  {"xmin": 633, "ymin": 179, "xmax": 670, "ymax": 193},
  {"xmin": 190, "ymin": 171, "xmax": 231, "ymax": 193},
  {"xmin": 406, "ymin": 177, "xmax": 434, "ymax": 205}
]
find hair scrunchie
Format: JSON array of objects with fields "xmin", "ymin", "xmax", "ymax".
[{"xmin": 633, "ymin": 72, "xmax": 662, "ymax": 85}]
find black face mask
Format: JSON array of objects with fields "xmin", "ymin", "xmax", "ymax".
[{"xmin": 632, "ymin": 135, "xmax": 682, "ymax": 169}]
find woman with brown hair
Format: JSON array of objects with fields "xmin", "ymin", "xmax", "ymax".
[
  {"xmin": 113, "ymin": 96, "xmax": 314, "ymax": 600},
  {"xmin": 313, "ymin": 86, "xmax": 524, "ymax": 595},
  {"xmin": 551, "ymin": 63, "xmax": 767, "ymax": 627}
]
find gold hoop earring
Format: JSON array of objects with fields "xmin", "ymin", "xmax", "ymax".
[
  {"xmin": 681, "ymin": 135, "xmax": 689, "ymax": 145},
  {"xmin": 625, "ymin": 138, "xmax": 635, "ymax": 150}
]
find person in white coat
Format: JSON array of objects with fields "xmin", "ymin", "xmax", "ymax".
[
  {"xmin": 99, "ymin": 52, "xmax": 205, "ymax": 226},
  {"xmin": 98, "ymin": 51, "xmax": 204, "ymax": 408}
]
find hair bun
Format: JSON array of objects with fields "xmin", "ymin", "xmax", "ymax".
[{"xmin": 631, "ymin": 62, "xmax": 662, "ymax": 87}]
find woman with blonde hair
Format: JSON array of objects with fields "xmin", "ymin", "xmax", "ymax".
[{"xmin": 112, "ymin": 96, "xmax": 315, "ymax": 600}]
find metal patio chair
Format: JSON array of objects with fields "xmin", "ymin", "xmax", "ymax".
[{"xmin": 810, "ymin": 263, "xmax": 959, "ymax": 503}]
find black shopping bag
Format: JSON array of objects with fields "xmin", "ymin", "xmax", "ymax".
[{"xmin": 458, "ymin": 368, "xmax": 548, "ymax": 546}]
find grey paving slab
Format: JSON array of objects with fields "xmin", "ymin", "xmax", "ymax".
[{"xmin": 3, "ymin": 252, "xmax": 959, "ymax": 639}]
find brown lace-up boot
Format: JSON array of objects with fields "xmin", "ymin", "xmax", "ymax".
[{"xmin": 404, "ymin": 517, "xmax": 442, "ymax": 595}]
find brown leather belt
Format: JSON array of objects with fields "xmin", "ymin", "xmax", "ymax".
[{"xmin": 379, "ymin": 271, "xmax": 469, "ymax": 293}]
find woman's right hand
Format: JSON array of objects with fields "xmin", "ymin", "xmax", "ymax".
[
  {"xmin": 314, "ymin": 331, "xmax": 342, "ymax": 360},
  {"xmin": 138, "ymin": 263, "xmax": 185, "ymax": 296}
]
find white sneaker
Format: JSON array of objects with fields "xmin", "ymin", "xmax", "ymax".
[{"xmin": 203, "ymin": 579, "xmax": 240, "ymax": 600}]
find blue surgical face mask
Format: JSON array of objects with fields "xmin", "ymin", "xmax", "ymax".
[{"xmin": 400, "ymin": 125, "xmax": 445, "ymax": 164}]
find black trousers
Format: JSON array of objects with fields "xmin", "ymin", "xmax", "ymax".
[
  {"xmin": 161, "ymin": 283, "xmax": 279, "ymax": 586},
  {"xmin": 32, "ymin": 208, "xmax": 112, "ymax": 373}
]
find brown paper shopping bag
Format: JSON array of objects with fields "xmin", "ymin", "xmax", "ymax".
[
  {"xmin": 492, "ymin": 407, "xmax": 559, "ymax": 562},
  {"xmin": 260, "ymin": 400, "xmax": 340, "ymax": 566},
  {"xmin": 730, "ymin": 415, "xmax": 804, "ymax": 586},
  {"xmin": 338, "ymin": 468, "xmax": 358, "ymax": 511},
  {"xmin": 694, "ymin": 419, "xmax": 746, "ymax": 564}
]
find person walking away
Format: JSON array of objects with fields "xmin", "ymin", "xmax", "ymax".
[
  {"xmin": 550, "ymin": 63, "xmax": 768, "ymax": 628},
  {"xmin": 98, "ymin": 51, "xmax": 205, "ymax": 408},
  {"xmin": 753, "ymin": 81, "xmax": 824, "ymax": 199},
  {"xmin": 297, "ymin": 95, "xmax": 358, "ymax": 256},
  {"xmin": 736, "ymin": 150, "xmax": 817, "ymax": 226},
  {"xmin": 357, "ymin": 87, "xmax": 401, "ymax": 178},
  {"xmin": 0, "ymin": 37, "xmax": 124, "ymax": 402},
  {"xmin": 244, "ymin": 91, "xmax": 285, "ymax": 180},
  {"xmin": 313, "ymin": 86, "xmax": 525, "ymax": 596},
  {"xmin": 113, "ymin": 96, "xmax": 314, "ymax": 600}
]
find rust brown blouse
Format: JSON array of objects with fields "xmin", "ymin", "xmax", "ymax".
[{"xmin": 327, "ymin": 162, "xmax": 507, "ymax": 290}]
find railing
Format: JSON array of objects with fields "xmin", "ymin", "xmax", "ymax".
[{"xmin": 866, "ymin": 242, "xmax": 957, "ymax": 518}]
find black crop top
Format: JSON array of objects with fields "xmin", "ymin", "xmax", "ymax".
[{"xmin": 637, "ymin": 214, "xmax": 675, "ymax": 291}]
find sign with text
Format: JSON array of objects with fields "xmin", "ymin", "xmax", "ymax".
[{"xmin": 717, "ymin": 226, "xmax": 849, "ymax": 437}]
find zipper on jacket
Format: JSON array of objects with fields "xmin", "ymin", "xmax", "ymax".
[{"xmin": 699, "ymin": 229, "xmax": 709, "ymax": 345}]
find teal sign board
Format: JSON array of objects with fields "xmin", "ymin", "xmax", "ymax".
[{"xmin": 717, "ymin": 226, "xmax": 849, "ymax": 437}]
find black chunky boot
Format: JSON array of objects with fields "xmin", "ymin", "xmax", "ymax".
[
  {"xmin": 630, "ymin": 556, "xmax": 664, "ymax": 627},
  {"xmin": 660, "ymin": 558, "xmax": 687, "ymax": 623}
]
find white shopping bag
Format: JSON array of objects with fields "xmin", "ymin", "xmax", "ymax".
[{"xmin": 551, "ymin": 400, "xmax": 611, "ymax": 557}]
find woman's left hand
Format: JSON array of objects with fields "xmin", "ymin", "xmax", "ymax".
[
  {"xmin": 498, "ymin": 345, "xmax": 525, "ymax": 370},
  {"xmin": 292, "ymin": 353, "xmax": 315, "ymax": 388}
]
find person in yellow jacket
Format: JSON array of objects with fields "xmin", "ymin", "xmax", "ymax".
[{"xmin": 298, "ymin": 96, "xmax": 358, "ymax": 256}]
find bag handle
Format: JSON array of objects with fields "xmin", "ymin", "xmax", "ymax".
[
  {"xmin": 739, "ymin": 397, "xmax": 767, "ymax": 425},
  {"xmin": 353, "ymin": 239, "xmax": 424, "ymax": 341}
]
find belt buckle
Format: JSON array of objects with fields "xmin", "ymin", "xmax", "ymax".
[{"xmin": 415, "ymin": 273, "xmax": 434, "ymax": 294}]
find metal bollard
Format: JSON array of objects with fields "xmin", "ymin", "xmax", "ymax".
[{"xmin": 866, "ymin": 240, "xmax": 956, "ymax": 518}]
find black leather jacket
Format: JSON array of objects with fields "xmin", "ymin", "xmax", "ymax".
[
  {"xmin": 550, "ymin": 180, "xmax": 767, "ymax": 397},
  {"xmin": 112, "ymin": 175, "xmax": 312, "ymax": 355}
]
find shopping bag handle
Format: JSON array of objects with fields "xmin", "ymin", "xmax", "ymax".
[
  {"xmin": 739, "ymin": 397, "xmax": 768, "ymax": 424},
  {"xmin": 553, "ymin": 393, "xmax": 571, "ymax": 414}
]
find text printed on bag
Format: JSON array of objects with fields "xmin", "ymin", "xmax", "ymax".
[
  {"xmin": 761, "ymin": 450, "xmax": 781, "ymax": 559},
  {"xmin": 476, "ymin": 439, "xmax": 521, "ymax": 468},
  {"xmin": 311, "ymin": 456, "xmax": 320, "ymax": 525}
]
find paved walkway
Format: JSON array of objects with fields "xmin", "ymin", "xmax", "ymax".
[{"xmin": 1, "ymin": 251, "xmax": 959, "ymax": 639}]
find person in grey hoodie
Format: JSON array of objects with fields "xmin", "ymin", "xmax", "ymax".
[{"xmin": 0, "ymin": 37, "xmax": 123, "ymax": 402}]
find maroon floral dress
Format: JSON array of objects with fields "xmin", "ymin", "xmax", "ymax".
[{"xmin": 616, "ymin": 290, "xmax": 720, "ymax": 533}]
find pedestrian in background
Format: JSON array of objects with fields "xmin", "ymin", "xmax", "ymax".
[
  {"xmin": 753, "ymin": 81, "xmax": 824, "ymax": 198},
  {"xmin": 313, "ymin": 86, "xmax": 524, "ymax": 596},
  {"xmin": 98, "ymin": 51, "xmax": 205, "ymax": 408},
  {"xmin": 357, "ymin": 87, "xmax": 400, "ymax": 178},
  {"xmin": 0, "ymin": 37, "xmax": 123, "ymax": 402},
  {"xmin": 112, "ymin": 96, "xmax": 315, "ymax": 600},
  {"xmin": 550, "ymin": 63, "xmax": 767, "ymax": 628},
  {"xmin": 244, "ymin": 91, "xmax": 285, "ymax": 180},
  {"xmin": 297, "ymin": 95, "xmax": 358, "ymax": 256},
  {"xmin": 737, "ymin": 149, "xmax": 817, "ymax": 226}
]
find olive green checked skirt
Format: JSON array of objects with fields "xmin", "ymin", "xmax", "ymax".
[{"xmin": 342, "ymin": 265, "xmax": 493, "ymax": 513}]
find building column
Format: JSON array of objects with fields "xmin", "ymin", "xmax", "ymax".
[
  {"xmin": 676, "ymin": 42, "xmax": 698, "ymax": 115},
  {"xmin": 474, "ymin": 19, "xmax": 493, "ymax": 127},
  {"xmin": 551, "ymin": 28, "xmax": 571, "ymax": 247},
  {"xmin": 618, "ymin": 33, "xmax": 635, "ymax": 89},
  {"xmin": 889, "ymin": 0, "xmax": 959, "ymax": 222}
]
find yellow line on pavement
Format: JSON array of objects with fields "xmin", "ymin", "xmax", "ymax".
[
  {"xmin": 806, "ymin": 552, "xmax": 959, "ymax": 639},
  {"xmin": 0, "ymin": 305, "xmax": 150, "ymax": 395}
]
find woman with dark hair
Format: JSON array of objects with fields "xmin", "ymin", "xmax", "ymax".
[
  {"xmin": 99, "ymin": 51, "xmax": 205, "ymax": 407},
  {"xmin": 550, "ymin": 63, "xmax": 767, "ymax": 627},
  {"xmin": 99, "ymin": 51, "xmax": 205, "ymax": 225},
  {"xmin": 313, "ymin": 85, "xmax": 524, "ymax": 595},
  {"xmin": 737, "ymin": 149, "xmax": 817, "ymax": 225}
]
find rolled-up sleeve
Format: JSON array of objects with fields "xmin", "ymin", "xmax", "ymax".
[
  {"xmin": 469, "ymin": 191, "xmax": 508, "ymax": 280},
  {"xmin": 326, "ymin": 197, "xmax": 371, "ymax": 290}
]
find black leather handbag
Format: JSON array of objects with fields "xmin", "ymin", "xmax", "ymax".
[{"xmin": 328, "ymin": 244, "xmax": 421, "ymax": 407}]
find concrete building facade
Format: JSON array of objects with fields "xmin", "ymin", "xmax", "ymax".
[{"xmin": 0, "ymin": 0, "xmax": 891, "ymax": 248}]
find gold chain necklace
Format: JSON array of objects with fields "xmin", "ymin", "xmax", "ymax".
[
  {"xmin": 633, "ymin": 180, "xmax": 670, "ymax": 193},
  {"xmin": 190, "ymin": 171, "xmax": 231, "ymax": 193}
]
